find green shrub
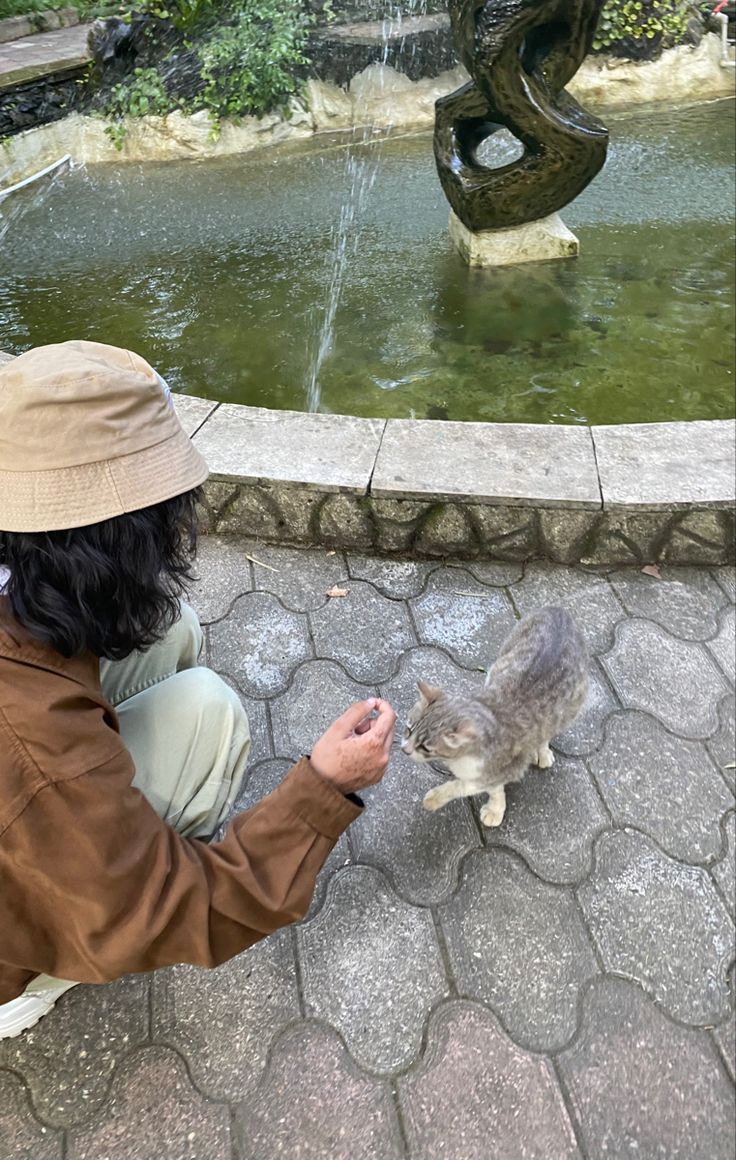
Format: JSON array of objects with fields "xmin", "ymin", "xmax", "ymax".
[
  {"xmin": 102, "ymin": 64, "xmax": 170, "ymax": 147},
  {"xmin": 0, "ymin": 2, "xmax": 127, "ymax": 20},
  {"xmin": 135, "ymin": 0, "xmax": 220, "ymax": 32},
  {"xmin": 198, "ymin": 0, "xmax": 313, "ymax": 126},
  {"xmin": 593, "ymin": 0, "xmax": 690, "ymax": 55},
  {"xmin": 0, "ymin": 0, "xmax": 61, "ymax": 17}
]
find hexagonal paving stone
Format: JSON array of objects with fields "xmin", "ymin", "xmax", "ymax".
[
  {"xmin": 208, "ymin": 591, "xmax": 313, "ymax": 696},
  {"xmin": 714, "ymin": 1001, "xmax": 735, "ymax": 1082},
  {"xmin": 210, "ymin": 670, "xmax": 273, "ymax": 763},
  {"xmin": 228, "ymin": 758, "xmax": 352, "ymax": 918},
  {"xmin": 708, "ymin": 694, "xmax": 736, "ymax": 795},
  {"xmin": 232, "ymin": 757, "xmax": 293, "ymax": 812},
  {"xmin": 234, "ymin": 1023, "xmax": 403, "ymax": 1160},
  {"xmin": 558, "ymin": 977, "xmax": 735, "ymax": 1160},
  {"xmin": 0, "ymin": 1071, "xmax": 62, "ymax": 1160},
  {"xmin": 713, "ymin": 565, "xmax": 736, "ymax": 603},
  {"xmin": 554, "ymin": 661, "xmax": 619, "ymax": 757},
  {"xmin": 350, "ymin": 749, "xmax": 481, "ymax": 905},
  {"xmin": 410, "ymin": 569, "xmax": 517, "ymax": 670},
  {"xmin": 249, "ymin": 544, "xmax": 350, "ymax": 611},
  {"xmin": 579, "ymin": 829, "xmax": 734, "ymax": 1025},
  {"xmin": 347, "ymin": 555, "xmax": 437, "ymax": 598},
  {"xmin": 0, "ymin": 973, "xmax": 149, "ymax": 1128},
  {"xmin": 439, "ymin": 850, "xmax": 598, "ymax": 1051},
  {"xmin": 484, "ymin": 756, "xmax": 608, "ymax": 885},
  {"xmin": 380, "ymin": 645, "xmax": 483, "ymax": 728},
  {"xmin": 188, "ymin": 535, "xmax": 252, "ymax": 624},
  {"xmin": 298, "ymin": 866, "xmax": 448, "ymax": 1072},
  {"xmin": 708, "ymin": 606, "xmax": 736, "ymax": 685},
  {"xmin": 460, "ymin": 560, "xmax": 524, "ymax": 587},
  {"xmin": 601, "ymin": 620, "xmax": 728, "ymax": 739},
  {"xmin": 66, "ymin": 1046, "xmax": 231, "ymax": 1160},
  {"xmin": 151, "ymin": 929, "xmax": 299, "ymax": 1102},
  {"xmin": 609, "ymin": 567, "xmax": 727, "ymax": 641},
  {"xmin": 711, "ymin": 811, "xmax": 735, "ymax": 919},
  {"xmin": 589, "ymin": 713, "xmax": 734, "ymax": 863},
  {"xmin": 398, "ymin": 1002, "xmax": 579, "ymax": 1160},
  {"xmin": 270, "ymin": 660, "xmax": 376, "ymax": 760},
  {"xmin": 512, "ymin": 562, "xmax": 626, "ymax": 654},
  {"xmin": 309, "ymin": 581, "xmax": 416, "ymax": 683}
]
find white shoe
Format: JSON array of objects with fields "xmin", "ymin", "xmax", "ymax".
[{"xmin": 0, "ymin": 981, "xmax": 78, "ymax": 1039}]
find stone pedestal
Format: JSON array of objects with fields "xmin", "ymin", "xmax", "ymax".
[{"xmin": 448, "ymin": 210, "xmax": 579, "ymax": 267}]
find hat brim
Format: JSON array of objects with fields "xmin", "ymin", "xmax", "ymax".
[{"xmin": 0, "ymin": 426, "xmax": 209, "ymax": 533}]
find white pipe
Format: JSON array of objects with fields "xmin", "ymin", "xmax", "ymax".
[
  {"xmin": 717, "ymin": 12, "xmax": 736, "ymax": 67},
  {"xmin": 0, "ymin": 154, "xmax": 72, "ymax": 202}
]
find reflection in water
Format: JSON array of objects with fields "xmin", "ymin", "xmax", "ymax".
[{"xmin": 0, "ymin": 102, "xmax": 733, "ymax": 425}]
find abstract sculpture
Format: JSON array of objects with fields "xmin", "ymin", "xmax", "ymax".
[{"xmin": 435, "ymin": 0, "xmax": 609, "ymax": 239}]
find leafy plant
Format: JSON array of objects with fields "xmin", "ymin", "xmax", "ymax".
[
  {"xmin": 0, "ymin": 0, "xmax": 61, "ymax": 17},
  {"xmin": 593, "ymin": 0, "xmax": 690, "ymax": 54},
  {"xmin": 135, "ymin": 0, "xmax": 221, "ymax": 31},
  {"xmin": 0, "ymin": 1, "xmax": 128, "ymax": 20},
  {"xmin": 198, "ymin": 0, "xmax": 314, "ymax": 126},
  {"xmin": 102, "ymin": 65, "xmax": 170, "ymax": 147}
]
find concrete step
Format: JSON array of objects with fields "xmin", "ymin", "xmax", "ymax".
[
  {"xmin": 0, "ymin": 21, "xmax": 91, "ymax": 89},
  {"xmin": 310, "ymin": 11, "xmax": 456, "ymax": 87}
]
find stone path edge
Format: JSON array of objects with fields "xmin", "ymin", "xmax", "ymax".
[{"xmin": 1, "ymin": 360, "xmax": 733, "ymax": 566}]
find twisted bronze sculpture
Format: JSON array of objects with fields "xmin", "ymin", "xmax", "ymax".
[{"xmin": 435, "ymin": 0, "xmax": 609, "ymax": 232}]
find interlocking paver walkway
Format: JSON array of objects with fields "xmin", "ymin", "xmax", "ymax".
[{"xmin": 1, "ymin": 543, "xmax": 734, "ymax": 1158}]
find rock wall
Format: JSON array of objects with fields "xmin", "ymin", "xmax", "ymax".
[{"xmin": 1, "ymin": 35, "xmax": 733, "ymax": 181}]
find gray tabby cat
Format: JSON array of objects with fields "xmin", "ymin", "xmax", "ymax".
[{"xmin": 401, "ymin": 605, "xmax": 589, "ymax": 827}]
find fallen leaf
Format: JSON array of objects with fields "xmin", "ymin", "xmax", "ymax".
[
  {"xmin": 641, "ymin": 564, "xmax": 662, "ymax": 580},
  {"xmin": 326, "ymin": 585, "xmax": 349, "ymax": 598}
]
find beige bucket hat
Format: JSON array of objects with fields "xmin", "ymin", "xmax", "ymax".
[{"xmin": 0, "ymin": 340, "xmax": 209, "ymax": 533}]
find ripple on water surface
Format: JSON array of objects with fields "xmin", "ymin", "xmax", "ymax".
[{"xmin": 0, "ymin": 101, "xmax": 734, "ymax": 425}]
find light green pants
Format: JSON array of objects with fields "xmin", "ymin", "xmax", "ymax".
[
  {"xmin": 100, "ymin": 601, "xmax": 251, "ymax": 839},
  {"xmin": 23, "ymin": 602, "xmax": 251, "ymax": 996}
]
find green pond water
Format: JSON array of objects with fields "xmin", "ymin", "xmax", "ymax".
[{"xmin": 1, "ymin": 100, "xmax": 734, "ymax": 424}]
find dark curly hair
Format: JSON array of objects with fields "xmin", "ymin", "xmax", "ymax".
[{"xmin": 0, "ymin": 488, "xmax": 201, "ymax": 660}]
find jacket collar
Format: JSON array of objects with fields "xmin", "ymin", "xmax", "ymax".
[{"xmin": 0, "ymin": 595, "xmax": 100, "ymax": 685}]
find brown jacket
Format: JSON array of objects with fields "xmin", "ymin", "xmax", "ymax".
[{"xmin": 0, "ymin": 598, "xmax": 361, "ymax": 1004}]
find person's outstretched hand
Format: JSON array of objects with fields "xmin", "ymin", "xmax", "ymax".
[{"xmin": 310, "ymin": 699, "xmax": 397, "ymax": 796}]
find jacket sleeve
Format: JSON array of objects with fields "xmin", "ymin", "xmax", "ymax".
[{"xmin": 2, "ymin": 752, "xmax": 361, "ymax": 984}]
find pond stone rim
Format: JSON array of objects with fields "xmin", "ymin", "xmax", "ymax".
[{"xmin": 1, "ymin": 352, "xmax": 733, "ymax": 566}]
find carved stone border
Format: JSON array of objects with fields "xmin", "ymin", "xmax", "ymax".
[
  {"xmin": 180, "ymin": 396, "xmax": 734, "ymax": 566},
  {"xmin": 2, "ymin": 351, "xmax": 733, "ymax": 565}
]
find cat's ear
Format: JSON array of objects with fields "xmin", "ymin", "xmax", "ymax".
[
  {"xmin": 443, "ymin": 720, "xmax": 478, "ymax": 749},
  {"xmin": 417, "ymin": 680, "xmax": 442, "ymax": 706}
]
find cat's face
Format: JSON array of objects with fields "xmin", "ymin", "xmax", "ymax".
[{"xmin": 401, "ymin": 681, "xmax": 479, "ymax": 763}]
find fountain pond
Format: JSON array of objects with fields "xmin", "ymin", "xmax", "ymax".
[{"xmin": 0, "ymin": 99, "xmax": 733, "ymax": 426}]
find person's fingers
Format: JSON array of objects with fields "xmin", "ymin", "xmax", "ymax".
[
  {"xmin": 331, "ymin": 699, "xmax": 378, "ymax": 736},
  {"xmin": 354, "ymin": 718, "xmax": 372, "ymax": 736},
  {"xmin": 370, "ymin": 701, "xmax": 397, "ymax": 747}
]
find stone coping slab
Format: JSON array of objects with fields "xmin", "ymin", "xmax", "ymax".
[
  {"xmin": 185, "ymin": 400, "xmax": 734, "ymax": 564},
  {"xmin": 316, "ymin": 11, "xmax": 450, "ymax": 45},
  {"xmin": 0, "ymin": 23, "xmax": 90, "ymax": 89},
  {"xmin": 371, "ymin": 418, "xmax": 600, "ymax": 509},
  {"xmin": 593, "ymin": 420, "xmax": 736, "ymax": 511},
  {"xmin": 170, "ymin": 394, "xmax": 219, "ymax": 439},
  {"xmin": 0, "ymin": 7, "xmax": 78, "ymax": 46},
  {"xmin": 192, "ymin": 403, "xmax": 384, "ymax": 494},
  {"xmin": 1, "ymin": 350, "xmax": 733, "ymax": 563}
]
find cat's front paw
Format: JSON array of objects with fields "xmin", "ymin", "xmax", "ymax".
[
  {"xmin": 423, "ymin": 786, "xmax": 448, "ymax": 812},
  {"xmin": 534, "ymin": 745, "xmax": 555, "ymax": 770},
  {"xmin": 480, "ymin": 801, "xmax": 506, "ymax": 828}
]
